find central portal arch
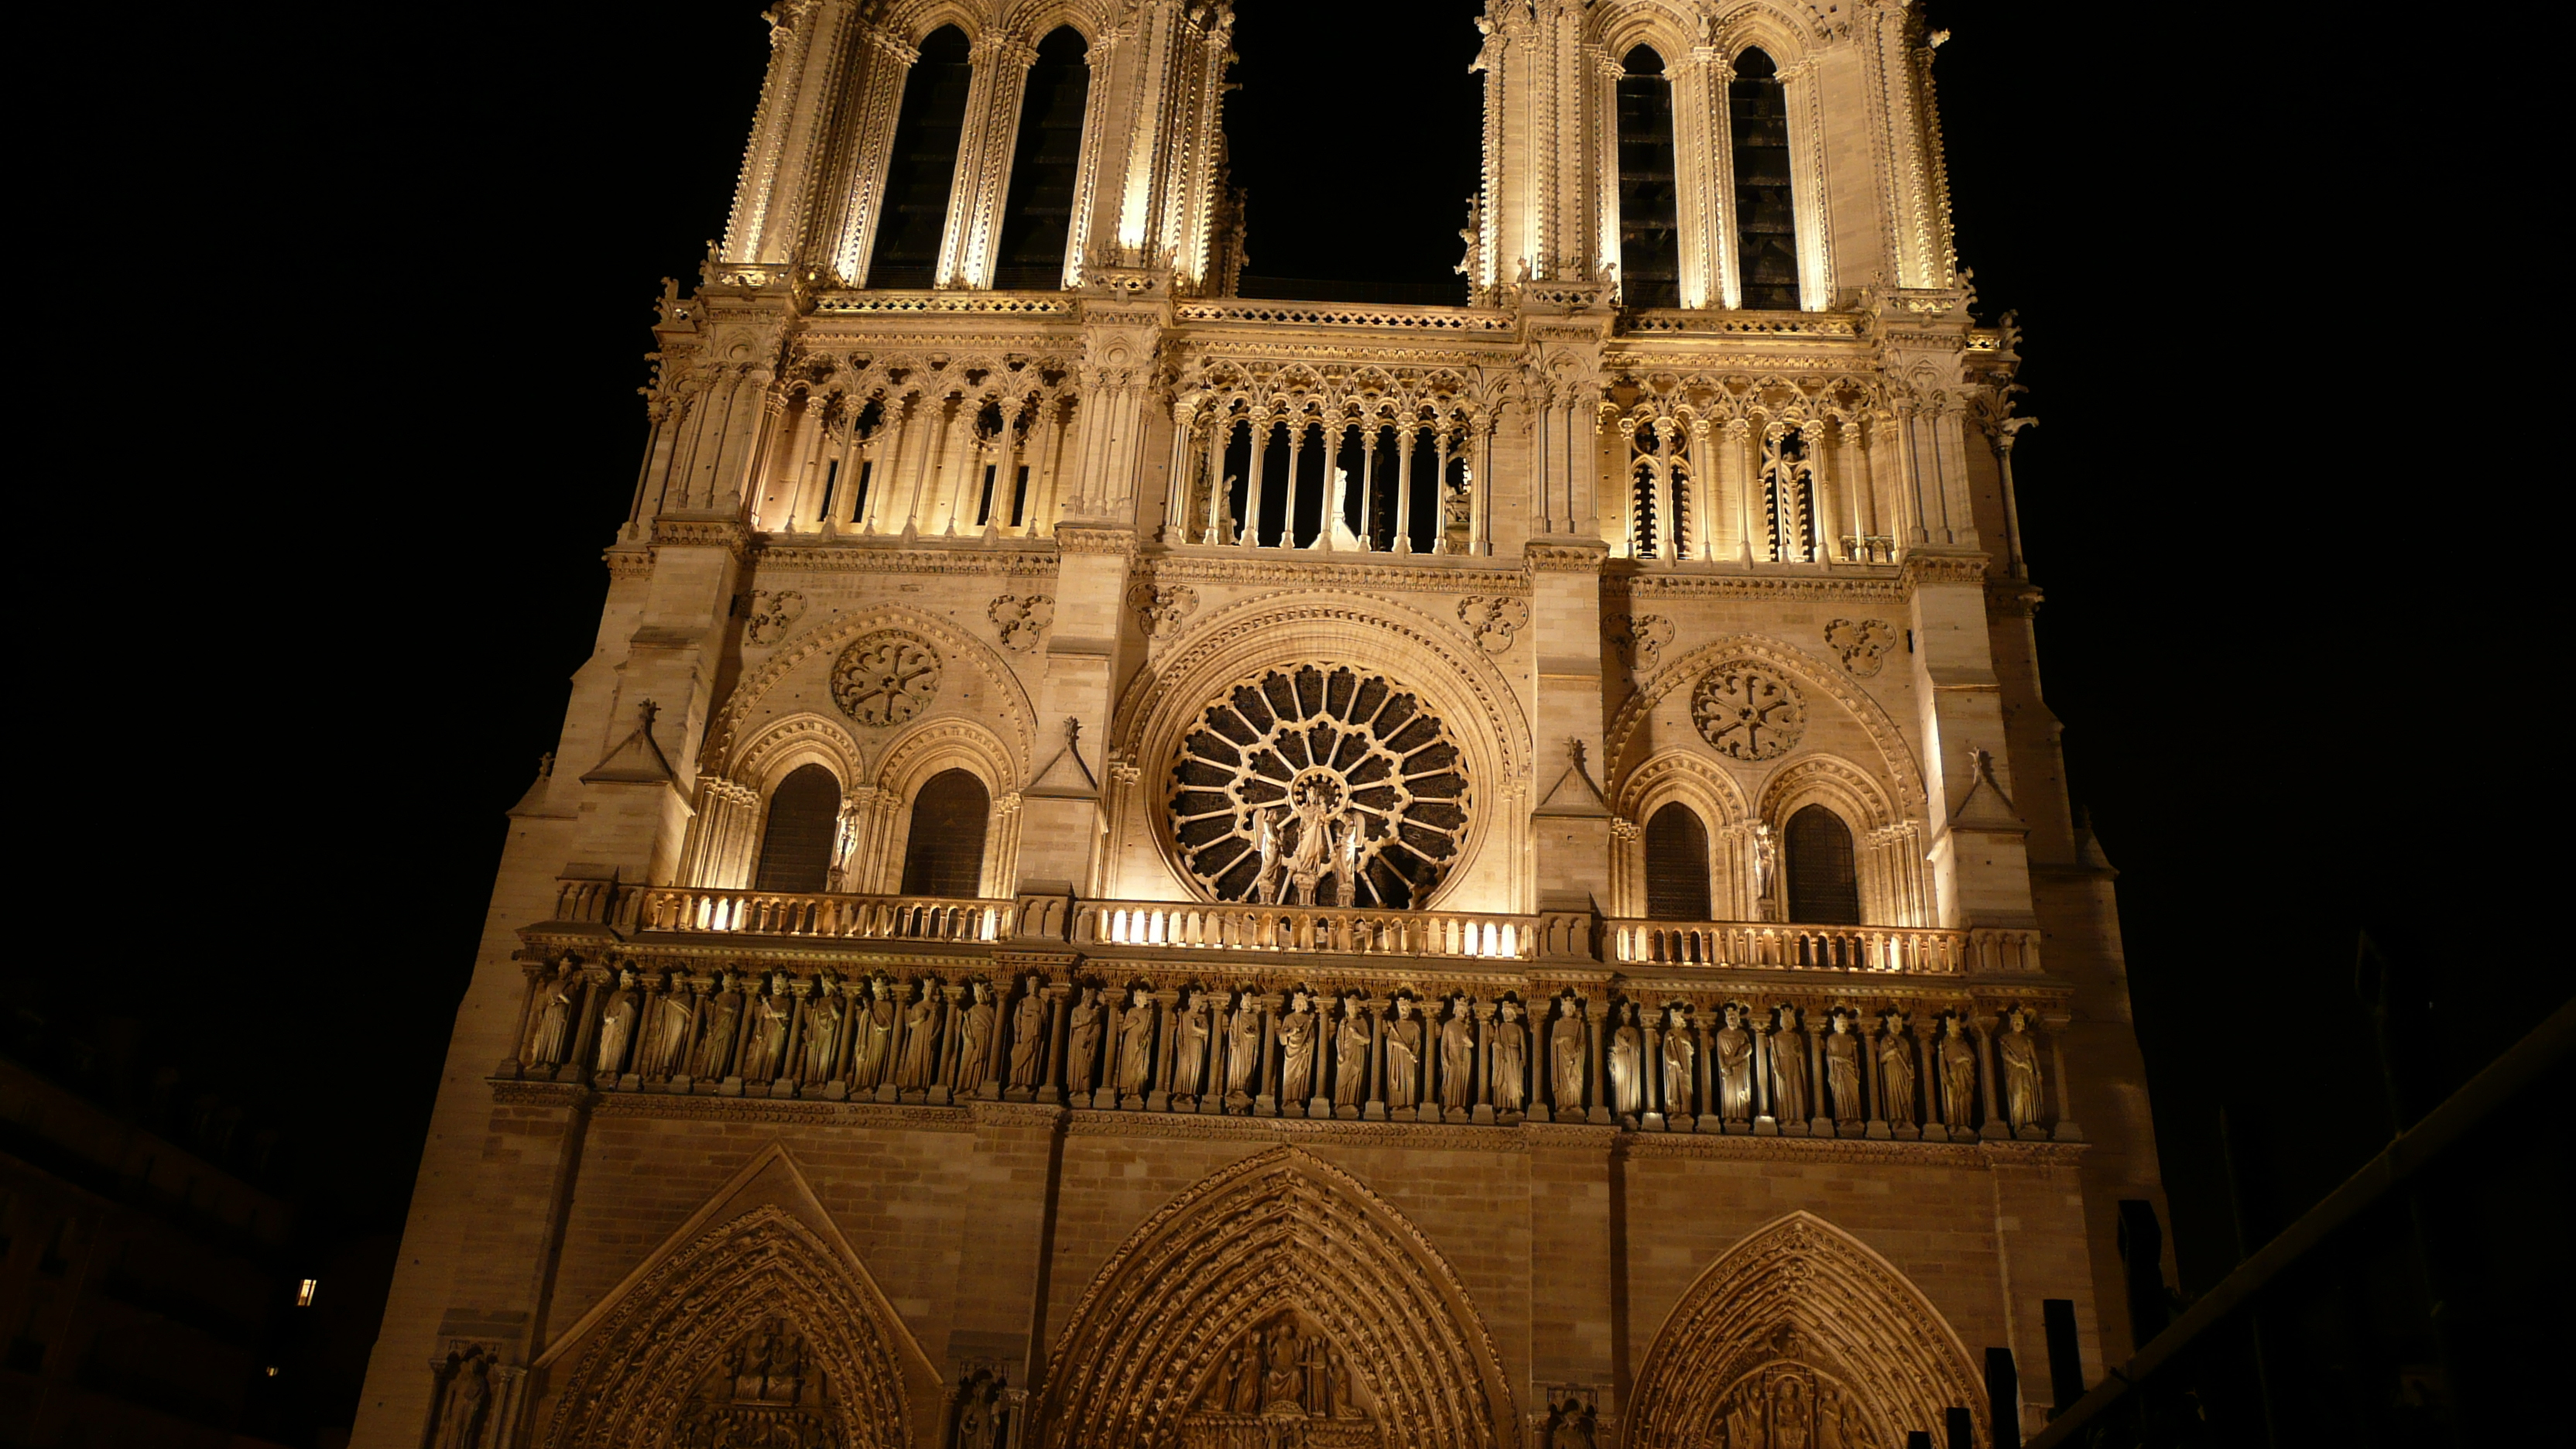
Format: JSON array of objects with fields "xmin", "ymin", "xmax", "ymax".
[{"xmin": 1038, "ymin": 1146, "xmax": 1515, "ymax": 1449}]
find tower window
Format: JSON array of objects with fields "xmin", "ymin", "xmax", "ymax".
[
  {"xmin": 1728, "ymin": 48, "xmax": 1800, "ymax": 310},
  {"xmin": 1644, "ymin": 803, "xmax": 1713, "ymax": 920},
  {"xmin": 868, "ymin": 26, "xmax": 973, "ymax": 289},
  {"xmin": 899, "ymin": 769, "xmax": 990, "ymax": 897},
  {"xmin": 753, "ymin": 764, "xmax": 841, "ymax": 893},
  {"xmin": 1615, "ymin": 46, "xmax": 1682, "ymax": 310},
  {"xmin": 992, "ymin": 27, "xmax": 1091, "ymax": 289},
  {"xmin": 1783, "ymin": 803, "xmax": 1860, "ymax": 924}
]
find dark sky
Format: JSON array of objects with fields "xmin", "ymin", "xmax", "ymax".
[{"xmin": 22, "ymin": 0, "xmax": 2554, "ymax": 1340}]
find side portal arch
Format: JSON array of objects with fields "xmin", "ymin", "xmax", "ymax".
[
  {"xmin": 1625, "ymin": 1211, "xmax": 1985, "ymax": 1449},
  {"xmin": 1038, "ymin": 1146, "xmax": 1516, "ymax": 1449}
]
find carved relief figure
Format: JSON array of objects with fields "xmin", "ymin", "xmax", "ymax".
[
  {"xmin": 1261, "ymin": 1325, "xmax": 1301, "ymax": 1408},
  {"xmin": 1172, "ymin": 990, "xmax": 1210, "ymax": 1098},
  {"xmin": 954, "ymin": 981, "xmax": 996, "ymax": 1092},
  {"xmin": 1006, "ymin": 977, "xmax": 1048, "ymax": 1088},
  {"xmin": 1770, "ymin": 1008, "xmax": 1810, "ymax": 1122},
  {"xmin": 1115, "ymin": 987, "xmax": 1157, "ymax": 1095},
  {"xmin": 693, "ymin": 972, "xmax": 743, "ymax": 1080},
  {"xmin": 1663, "ymin": 1006, "xmax": 1695, "ymax": 1117},
  {"xmin": 738, "ymin": 974, "xmax": 791, "ymax": 1081},
  {"xmin": 1225, "ymin": 992, "xmax": 1261, "ymax": 1096},
  {"xmin": 639, "ymin": 975, "xmax": 693, "ymax": 1080},
  {"xmin": 893, "ymin": 982, "xmax": 942, "ymax": 1089},
  {"xmin": 1999, "ymin": 1009, "xmax": 2043, "ymax": 1132},
  {"xmin": 1939, "ymin": 1016, "xmax": 1978, "ymax": 1131},
  {"xmin": 1826, "ymin": 1012, "xmax": 1864, "ymax": 1125},
  {"xmin": 799, "ymin": 979, "xmax": 843, "ymax": 1084},
  {"xmin": 1492, "ymin": 1000, "xmax": 1527, "ymax": 1112},
  {"xmin": 1383, "ymin": 998, "xmax": 1422, "ymax": 1110},
  {"xmin": 1439, "ymin": 999, "xmax": 1475, "ymax": 1111},
  {"xmin": 1609, "ymin": 1004, "xmax": 1644, "ymax": 1116},
  {"xmin": 1064, "ymin": 987, "xmax": 1102, "ymax": 1094},
  {"xmin": 431, "ymin": 1355, "xmax": 490, "ymax": 1449},
  {"xmin": 1877, "ymin": 1013, "xmax": 1918, "ymax": 1126},
  {"xmin": 850, "ymin": 978, "xmax": 897, "ymax": 1089},
  {"xmin": 1551, "ymin": 999, "xmax": 1588, "ymax": 1112},
  {"xmin": 1716, "ymin": 1005, "xmax": 1755, "ymax": 1122},
  {"xmin": 1334, "ymin": 999, "xmax": 1369, "ymax": 1107},
  {"xmin": 1277, "ymin": 992, "xmax": 1317, "ymax": 1102},
  {"xmin": 528, "ymin": 975, "xmax": 574, "ymax": 1070},
  {"xmin": 594, "ymin": 970, "xmax": 636, "ymax": 1076}
]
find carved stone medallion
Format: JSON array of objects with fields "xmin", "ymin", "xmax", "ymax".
[
  {"xmin": 1169, "ymin": 665, "xmax": 1471, "ymax": 909},
  {"xmin": 746, "ymin": 589, "xmax": 807, "ymax": 647},
  {"xmin": 829, "ymin": 631, "xmax": 943, "ymax": 727},
  {"xmin": 1458, "ymin": 596, "xmax": 1529, "ymax": 653},
  {"xmin": 1824, "ymin": 618, "xmax": 1897, "ymax": 677},
  {"xmin": 1690, "ymin": 666, "xmax": 1805, "ymax": 761},
  {"xmin": 1129, "ymin": 582, "xmax": 1200, "ymax": 639},
  {"xmin": 988, "ymin": 594, "xmax": 1055, "ymax": 653}
]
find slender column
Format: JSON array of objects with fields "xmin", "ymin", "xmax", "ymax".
[
  {"xmin": 1471, "ymin": 998, "xmax": 1494, "ymax": 1124},
  {"xmin": 1807, "ymin": 1007, "xmax": 1831, "ymax": 1133},
  {"xmin": 1471, "ymin": 418, "xmax": 1495, "ymax": 556},
  {"xmin": 1283, "ymin": 423, "xmax": 1307, "ymax": 549},
  {"xmin": 1976, "ymin": 1011, "xmax": 2009, "ymax": 1140},
  {"xmin": 1038, "ymin": 984, "xmax": 1071, "ymax": 1104},
  {"xmin": 1584, "ymin": 995, "xmax": 1610, "ymax": 1125},
  {"xmin": 1393, "ymin": 426, "xmax": 1418, "ymax": 555},
  {"xmin": 1725, "ymin": 417, "xmax": 1756, "ymax": 564},
  {"xmin": 1752, "ymin": 1016, "xmax": 1775, "ymax": 1133},
  {"xmin": 1241, "ymin": 416, "xmax": 1273, "ymax": 549},
  {"xmin": 1862, "ymin": 1013, "xmax": 1889, "ymax": 1139},
  {"xmin": 1656, "ymin": 423, "xmax": 1682, "ymax": 561},
  {"xmin": 1361, "ymin": 997, "xmax": 1386, "ymax": 1121},
  {"xmin": 1894, "ymin": 404, "xmax": 1932, "ymax": 546},
  {"xmin": 1162, "ymin": 401, "xmax": 1199, "ymax": 542},
  {"xmin": 831, "ymin": 399, "xmax": 868, "ymax": 530},
  {"xmin": 777, "ymin": 399, "xmax": 827, "ymax": 531},
  {"xmin": 1358, "ymin": 429, "xmax": 1381, "ymax": 550},
  {"xmin": 1992, "ymin": 417, "xmax": 2034, "ymax": 577},
  {"xmin": 1840, "ymin": 417, "xmax": 1875, "ymax": 556},
  {"xmin": 1804, "ymin": 422, "xmax": 1840, "ymax": 564},
  {"xmin": 1200, "ymin": 413, "xmax": 1230, "ymax": 543},
  {"xmin": 944, "ymin": 400, "xmax": 987, "ymax": 534}
]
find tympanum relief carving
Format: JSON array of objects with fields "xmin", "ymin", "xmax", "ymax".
[
  {"xmin": 1691, "ymin": 666, "xmax": 1807, "ymax": 761},
  {"xmin": 1184, "ymin": 1309, "xmax": 1383, "ymax": 1449},
  {"xmin": 830, "ymin": 630, "xmax": 943, "ymax": 726},
  {"xmin": 1169, "ymin": 666, "xmax": 1471, "ymax": 909},
  {"xmin": 1706, "ymin": 1332, "xmax": 1878, "ymax": 1449},
  {"xmin": 670, "ymin": 1317, "xmax": 840, "ymax": 1449}
]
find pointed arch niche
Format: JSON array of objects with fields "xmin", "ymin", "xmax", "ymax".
[
  {"xmin": 1625, "ymin": 1211, "xmax": 1986, "ymax": 1449},
  {"xmin": 1038, "ymin": 1146, "xmax": 1514, "ymax": 1449},
  {"xmin": 536, "ymin": 1146, "xmax": 939, "ymax": 1449}
]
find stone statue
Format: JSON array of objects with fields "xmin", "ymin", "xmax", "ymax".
[
  {"xmin": 641, "ymin": 976, "xmax": 693, "ymax": 1080},
  {"xmin": 1608, "ymin": 1004, "xmax": 1643, "ymax": 1115},
  {"xmin": 893, "ymin": 982, "xmax": 942, "ymax": 1089},
  {"xmin": 1491, "ymin": 999, "xmax": 1527, "ymax": 1112},
  {"xmin": 431, "ymin": 1356, "xmax": 489, "ymax": 1449},
  {"xmin": 1550, "ymin": 999, "xmax": 1588, "ymax": 1112},
  {"xmin": 1329, "ymin": 812, "xmax": 1365, "ymax": 905},
  {"xmin": 1752, "ymin": 822, "xmax": 1778, "ymax": 898},
  {"xmin": 800, "ymin": 979, "xmax": 843, "ymax": 1084},
  {"xmin": 1715, "ymin": 1005, "xmax": 1754, "ymax": 1122},
  {"xmin": 694, "ymin": 972, "xmax": 743, "ymax": 1079},
  {"xmin": 1439, "ymin": 999, "xmax": 1475, "ymax": 1111},
  {"xmin": 954, "ymin": 981, "xmax": 996, "ymax": 1092},
  {"xmin": 1278, "ymin": 992, "xmax": 1317, "ymax": 1102},
  {"xmin": 1826, "ymin": 1012, "xmax": 1864, "ymax": 1124},
  {"xmin": 849, "ymin": 978, "xmax": 897, "ymax": 1089},
  {"xmin": 1333, "ymin": 999, "xmax": 1369, "ymax": 1107},
  {"xmin": 1769, "ymin": 1008, "xmax": 1809, "ymax": 1122},
  {"xmin": 1261, "ymin": 1324, "xmax": 1302, "ymax": 1408},
  {"xmin": 528, "ymin": 976, "xmax": 574, "ymax": 1069},
  {"xmin": 1877, "ymin": 1013, "xmax": 1917, "ymax": 1125},
  {"xmin": 738, "ymin": 975, "xmax": 791, "ymax": 1081},
  {"xmin": 1115, "ymin": 987, "xmax": 1156, "ymax": 1095},
  {"xmin": 1999, "ymin": 1009, "xmax": 2043, "ymax": 1132},
  {"xmin": 1064, "ymin": 987, "xmax": 1102, "ymax": 1094},
  {"xmin": 1172, "ymin": 990, "xmax": 1210, "ymax": 1098},
  {"xmin": 594, "ymin": 969, "xmax": 637, "ymax": 1075},
  {"xmin": 1938, "ymin": 1016, "xmax": 1978, "ymax": 1130},
  {"xmin": 1331, "ymin": 1341, "xmax": 1356, "ymax": 1417},
  {"xmin": 1225, "ymin": 992, "xmax": 1262, "ymax": 1096},
  {"xmin": 1007, "ymin": 977, "xmax": 1048, "ymax": 1088},
  {"xmin": 1384, "ymin": 999, "xmax": 1422, "ymax": 1109},
  {"xmin": 1249, "ymin": 807, "xmax": 1283, "ymax": 904},
  {"xmin": 1662, "ymin": 1006, "xmax": 1694, "ymax": 1116}
]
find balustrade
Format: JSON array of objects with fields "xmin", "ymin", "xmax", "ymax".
[
  {"xmin": 630, "ymin": 886, "xmax": 1016, "ymax": 944},
  {"xmin": 1607, "ymin": 919, "xmax": 2040, "ymax": 975},
  {"xmin": 1075, "ymin": 900, "xmax": 1530, "ymax": 960}
]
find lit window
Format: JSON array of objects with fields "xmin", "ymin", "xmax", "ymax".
[
  {"xmin": 265, "ymin": 1365, "xmax": 281, "ymax": 1377},
  {"xmin": 296, "ymin": 1279, "xmax": 319, "ymax": 1307}
]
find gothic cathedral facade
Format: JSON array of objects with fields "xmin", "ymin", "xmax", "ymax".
[{"xmin": 361, "ymin": 4, "xmax": 2165, "ymax": 1447}]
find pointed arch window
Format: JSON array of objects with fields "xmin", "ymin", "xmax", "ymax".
[
  {"xmin": 1728, "ymin": 48, "xmax": 1800, "ymax": 310},
  {"xmin": 1783, "ymin": 803, "xmax": 1859, "ymax": 924},
  {"xmin": 899, "ymin": 769, "xmax": 990, "ymax": 896},
  {"xmin": 992, "ymin": 27, "xmax": 1091, "ymax": 289},
  {"xmin": 1615, "ymin": 46, "xmax": 1682, "ymax": 310},
  {"xmin": 753, "ymin": 764, "xmax": 841, "ymax": 893},
  {"xmin": 1644, "ymin": 803, "xmax": 1713, "ymax": 920},
  {"xmin": 868, "ymin": 25, "xmax": 973, "ymax": 289}
]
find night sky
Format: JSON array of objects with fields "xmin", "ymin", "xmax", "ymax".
[{"xmin": 23, "ymin": 0, "xmax": 2557, "ymax": 1403}]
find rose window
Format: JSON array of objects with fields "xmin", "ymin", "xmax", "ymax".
[
  {"xmin": 829, "ymin": 630, "xmax": 943, "ymax": 726},
  {"xmin": 1169, "ymin": 665, "xmax": 1471, "ymax": 909},
  {"xmin": 1690, "ymin": 664, "xmax": 1805, "ymax": 760}
]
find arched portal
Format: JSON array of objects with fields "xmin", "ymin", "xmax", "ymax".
[
  {"xmin": 1625, "ymin": 1211, "xmax": 1986, "ymax": 1449},
  {"xmin": 1039, "ymin": 1146, "xmax": 1515, "ymax": 1449},
  {"xmin": 540, "ymin": 1204, "xmax": 917, "ymax": 1449}
]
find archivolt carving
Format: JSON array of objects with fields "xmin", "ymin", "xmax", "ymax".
[
  {"xmin": 1037, "ymin": 1146, "xmax": 1515, "ymax": 1449},
  {"xmin": 540, "ymin": 1205, "xmax": 911, "ymax": 1449},
  {"xmin": 1615, "ymin": 750, "xmax": 1752, "ymax": 831},
  {"xmin": 1625, "ymin": 1212, "xmax": 1984, "ymax": 1449},
  {"xmin": 874, "ymin": 715, "xmax": 1017, "ymax": 800},
  {"xmin": 709, "ymin": 605, "xmax": 1036, "ymax": 782},
  {"xmin": 730, "ymin": 711, "xmax": 865, "ymax": 796},
  {"xmin": 1608, "ymin": 636, "xmax": 1922, "ymax": 811},
  {"xmin": 1755, "ymin": 754, "xmax": 1897, "ymax": 834}
]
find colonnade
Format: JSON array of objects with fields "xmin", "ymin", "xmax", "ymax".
[{"xmin": 766, "ymin": 385, "xmax": 1079, "ymax": 537}]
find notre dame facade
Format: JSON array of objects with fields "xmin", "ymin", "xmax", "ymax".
[{"xmin": 356, "ymin": 3, "xmax": 2166, "ymax": 1447}]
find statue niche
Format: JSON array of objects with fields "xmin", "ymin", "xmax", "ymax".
[
  {"xmin": 1184, "ymin": 1308, "xmax": 1382, "ymax": 1449},
  {"xmin": 670, "ymin": 1315, "xmax": 840, "ymax": 1449}
]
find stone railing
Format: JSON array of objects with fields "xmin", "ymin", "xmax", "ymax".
[
  {"xmin": 1623, "ymin": 309, "xmax": 1861, "ymax": 338},
  {"xmin": 1172, "ymin": 299, "xmax": 1517, "ymax": 333},
  {"xmin": 1074, "ymin": 900, "xmax": 1560, "ymax": 961},
  {"xmin": 632, "ymin": 886, "xmax": 1019, "ymax": 944},
  {"xmin": 1608, "ymin": 920, "xmax": 2041, "ymax": 976},
  {"xmin": 810, "ymin": 289, "xmax": 1077, "ymax": 317}
]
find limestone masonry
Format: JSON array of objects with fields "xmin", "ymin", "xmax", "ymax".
[{"xmin": 358, "ymin": 5, "xmax": 2167, "ymax": 1447}]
